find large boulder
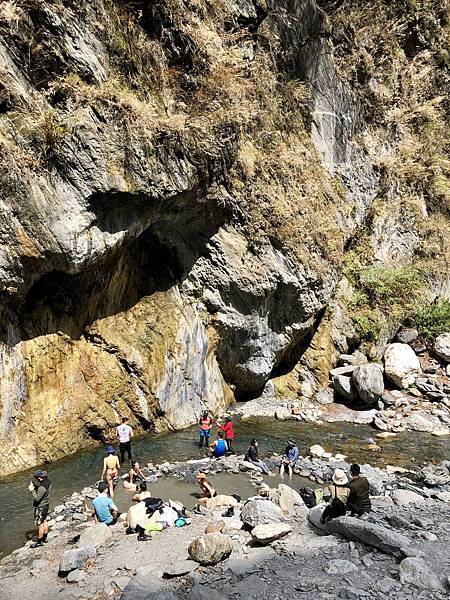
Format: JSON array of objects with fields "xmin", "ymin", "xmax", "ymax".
[
  {"xmin": 395, "ymin": 328, "xmax": 418, "ymax": 344},
  {"xmin": 59, "ymin": 545, "xmax": 97, "ymax": 573},
  {"xmin": 399, "ymin": 557, "xmax": 443, "ymax": 590},
  {"xmin": 391, "ymin": 489, "xmax": 425, "ymax": 506},
  {"xmin": 434, "ymin": 333, "xmax": 450, "ymax": 363},
  {"xmin": 240, "ymin": 499, "xmax": 284, "ymax": 528},
  {"xmin": 407, "ymin": 413, "xmax": 437, "ymax": 433},
  {"xmin": 327, "ymin": 516, "xmax": 411, "ymax": 557},
  {"xmin": 352, "ymin": 364, "xmax": 384, "ymax": 404},
  {"xmin": 307, "ymin": 504, "xmax": 328, "ymax": 532},
  {"xmin": 188, "ymin": 533, "xmax": 233, "ymax": 566},
  {"xmin": 384, "ymin": 343, "xmax": 421, "ymax": 388},
  {"xmin": 274, "ymin": 484, "xmax": 306, "ymax": 514},
  {"xmin": 333, "ymin": 375, "xmax": 357, "ymax": 401},
  {"xmin": 78, "ymin": 523, "xmax": 112, "ymax": 548},
  {"xmin": 251, "ymin": 523, "xmax": 292, "ymax": 545}
]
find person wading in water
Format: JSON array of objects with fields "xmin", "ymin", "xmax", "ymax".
[
  {"xmin": 101, "ymin": 446, "xmax": 120, "ymax": 498},
  {"xmin": 117, "ymin": 416, "xmax": 133, "ymax": 465},
  {"xmin": 28, "ymin": 470, "xmax": 51, "ymax": 548},
  {"xmin": 199, "ymin": 410, "xmax": 213, "ymax": 448},
  {"xmin": 216, "ymin": 415, "xmax": 235, "ymax": 453}
]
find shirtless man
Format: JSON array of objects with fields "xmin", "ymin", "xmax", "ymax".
[{"xmin": 101, "ymin": 446, "xmax": 120, "ymax": 498}]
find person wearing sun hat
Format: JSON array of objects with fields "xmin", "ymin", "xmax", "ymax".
[
  {"xmin": 320, "ymin": 468, "xmax": 350, "ymax": 524},
  {"xmin": 196, "ymin": 472, "xmax": 216, "ymax": 499}
]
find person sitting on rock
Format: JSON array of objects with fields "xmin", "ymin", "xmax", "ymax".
[
  {"xmin": 347, "ymin": 463, "xmax": 371, "ymax": 517},
  {"xmin": 196, "ymin": 472, "xmax": 216, "ymax": 500},
  {"xmin": 279, "ymin": 440, "xmax": 299, "ymax": 481},
  {"xmin": 123, "ymin": 461, "xmax": 146, "ymax": 490},
  {"xmin": 216, "ymin": 415, "xmax": 235, "ymax": 453},
  {"xmin": 101, "ymin": 445, "xmax": 120, "ymax": 498},
  {"xmin": 132, "ymin": 481, "xmax": 152, "ymax": 503},
  {"xmin": 320, "ymin": 468, "xmax": 350, "ymax": 524},
  {"xmin": 93, "ymin": 481, "xmax": 119, "ymax": 526},
  {"xmin": 244, "ymin": 438, "xmax": 270, "ymax": 475},
  {"xmin": 210, "ymin": 431, "xmax": 228, "ymax": 458}
]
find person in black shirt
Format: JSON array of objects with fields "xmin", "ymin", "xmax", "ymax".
[
  {"xmin": 347, "ymin": 463, "xmax": 371, "ymax": 517},
  {"xmin": 244, "ymin": 438, "xmax": 270, "ymax": 475},
  {"xmin": 28, "ymin": 470, "xmax": 51, "ymax": 548}
]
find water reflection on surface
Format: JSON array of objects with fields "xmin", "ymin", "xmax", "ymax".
[{"xmin": 0, "ymin": 418, "xmax": 448, "ymax": 557}]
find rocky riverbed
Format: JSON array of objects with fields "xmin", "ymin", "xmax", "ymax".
[{"xmin": 1, "ymin": 450, "xmax": 449, "ymax": 600}]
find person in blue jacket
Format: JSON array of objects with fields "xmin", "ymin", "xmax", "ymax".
[
  {"xmin": 210, "ymin": 431, "xmax": 228, "ymax": 458},
  {"xmin": 279, "ymin": 440, "xmax": 299, "ymax": 481}
]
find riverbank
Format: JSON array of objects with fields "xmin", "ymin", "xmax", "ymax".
[
  {"xmin": 1, "ymin": 450, "xmax": 449, "ymax": 599},
  {"xmin": 1, "ymin": 417, "xmax": 450, "ymax": 559}
]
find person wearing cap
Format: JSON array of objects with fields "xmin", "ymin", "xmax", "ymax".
[
  {"xmin": 216, "ymin": 415, "xmax": 235, "ymax": 454},
  {"xmin": 101, "ymin": 445, "xmax": 120, "ymax": 498},
  {"xmin": 347, "ymin": 463, "xmax": 371, "ymax": 517},
  {"xmin": 196, "ymin": 472, "xmax": 216, "ymax": 499},
  {"xmin": 27, "ymin": 470, "xmax": 51, "ymax": 548},
  {"xmin": 320, "ymin": 468, "xmax": 350, "ymax": 524},
  {"xmin": 93, "ymin": 481, "xmax": 119, "ymax": 526},
  {"xmin": 279, "ymin": 440, "xmax": 299, "ymax": 481}
]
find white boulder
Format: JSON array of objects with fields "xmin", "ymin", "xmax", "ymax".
[
  {"xmin": 434, "ymin": 333, "xmax": 450, "ymax": 363},
  {"xmin": 384, "ymin": 343, "xmax": 421, "ymax": 388},
  {"xmin": 251, "ymin": 523, "xmax": 292, "ymax": 545}
]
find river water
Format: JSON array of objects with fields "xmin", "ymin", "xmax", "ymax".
[{"xmin": 0, "ymin": 418, "xmax": 448, "ymax": 558}]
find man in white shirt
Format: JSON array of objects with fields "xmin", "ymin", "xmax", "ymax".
[{"xmin": 117, "ymin": 416, "xmax": 133, "ymax": 464}]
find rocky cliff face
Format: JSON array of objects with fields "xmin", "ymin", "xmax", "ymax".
[{"xmin": 0, "ymin": 0, "xmax": 448, "ymax": 474}]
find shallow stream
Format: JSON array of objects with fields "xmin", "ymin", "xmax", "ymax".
[{"xmin": 0, "ymin": 418, "xmax": 448, "ymax": 557}]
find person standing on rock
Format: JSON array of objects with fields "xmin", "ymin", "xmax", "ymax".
[
  {"xmin": 117, "ymin": 416, "xmax": 133, "ymax": 464},
  {"xmin": 199, "ymin": 410, "xmax": 213, "ymax": 448},
  {"xmin": 216, "ymin": 415, "xmax": 235, "ymax": 453},
  {"xmin": 347, "ymin": 463, "xmax": 371, "ymax": 517},
  {"xmin": 279, "ymin": 440, "xmax": 299, "ymax": 481},
  {"xmin": 28, "ymin": 469, "xmax": 51, "ymax": 548}
]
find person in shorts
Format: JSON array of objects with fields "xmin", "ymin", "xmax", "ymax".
[{"xmin": 28, "ymin": 469, "xmax": 51, "ymax": 548}]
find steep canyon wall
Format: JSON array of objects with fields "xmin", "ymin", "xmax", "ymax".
[{"xmin": 0, "ymin": 0, "xmax": 448, "ymax": 473}]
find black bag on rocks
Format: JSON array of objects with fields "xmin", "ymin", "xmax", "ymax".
[{"xmin": 299, "ymin": 487, "xmax": 317, "ymax": 508}]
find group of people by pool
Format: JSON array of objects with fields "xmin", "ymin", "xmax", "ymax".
[{"xmin": 27, "ymin": 411, "xmax": 371, "ymax": 547}]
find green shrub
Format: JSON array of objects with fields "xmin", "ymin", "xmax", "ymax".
[{"xmin": 413, "ymin": 300, "xmax": 450, "ymax": 340}]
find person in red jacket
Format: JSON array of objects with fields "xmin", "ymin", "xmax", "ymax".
[{"xmin": 216, "ymin": 415, "xmax": 235, "ymax": 454}]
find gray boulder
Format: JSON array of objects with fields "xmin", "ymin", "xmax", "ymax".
[
  {"xmin": 251, "ymin": 523, "xmax": 292, "ymax": 545},
  {"xmin": 188, "ymin": 532, "xmax": 233, "ymax": 566},
  {"xmin": 352, "ymin": 364, "xmax": 384, "ymax": 404},
  {"xmin": 395, "ymin": 328, "xmax": 418, "ymax": 344},
  {"xmin": 434, "ymin": 333, "xmax": 450, "ymax": 363},
  {"xmin": 66, "ymin": 569, "xmax": 85, "ymax": 583},
  {"xmin": 327, "ymin": 516, "xmax": 411, "ymax": 556},
  {"xmin": 240, "ymin": 499, "xmax": 284, "ymax": 528},
  {"xmin": 59, "ymin": 545, "xmax": 97, "ymax": 573},
  {"xmin": 323, "ymin": 559, "xmax": 358, "ymax": 575},
  {"xmin": 77, "ymin": 523, "xmax": 112, "ymax": 548},
  {"xmin": 338, "ymin": 351, "xmax": 367, "ymax": 366},
  {"xmin": 384, "ymin": 343, "xmax": 421, "ymax": 388},
  {"xmin": 307, "ymin": 504, "xmax": 328, "ymax": 532},
  {"xmin": 163, "ymin": 560, "xmax": 197, "ymax": 578},
  {"xmin": 333, "ymin": 375, "xmax": 357, "ymax": 400},
  {"xmin": 391, "ymin": 489, "xmax": 425, "ymax": 506},
  {"xmin": 399, "ymin": 557, "xmax": 443, "ymax": 590},
  {"xmin": 315, "ymin": 388, "xmax": 334, "ymax": 405}
]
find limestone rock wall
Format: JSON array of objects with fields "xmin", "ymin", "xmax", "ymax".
[{"xmin": 0, "ymin": 0, "xmax": 448, "ymax": 473}]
